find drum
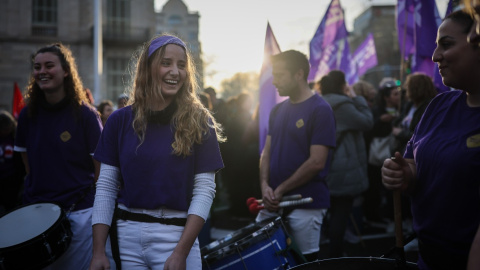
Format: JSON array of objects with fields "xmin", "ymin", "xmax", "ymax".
[
  {"xmin": 290, "ymin": 257, "xmax": 418, "ymax": 270},
  {"xmin": 201, "ymin": 216, "xmax": 300, "ymax": 270},
  {"xmin": 0, "ymin": 203, "xmax": 72, "ymax": 270}
]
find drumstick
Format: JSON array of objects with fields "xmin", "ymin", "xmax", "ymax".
[
  {"xmin": 246, "ymin": 194, "xmax": 302, "ymax": 206},
  {"xmin": 391, "ymin": 157, "xmax": 406, "ymax": 265},
  {"xmin": 248, "ymin": 197, "xmax": 313, "ymax": 214}
]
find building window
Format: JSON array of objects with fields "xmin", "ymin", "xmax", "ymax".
[
  {"xmin": 31, "ymin": 0, "xmax": 57, "ymax": 36},
  {"xmin": 168, "ymin": 15, "xmax": 183, "ymax": 26},
  {"xmin": 106, "ymin": 58, "xmax": 129, "ymax": 102},
  {"xmin": 106, "ymin": 0, "xmax": 131, "ymax": 38}
]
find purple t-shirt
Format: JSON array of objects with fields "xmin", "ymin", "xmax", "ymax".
[
  {"xmin": 14, "ymin": 102, "xmax": 102, "ymax": 210},
  {"xmin": 94, "ymin": 106, "xmax": 224, "ymax": 211},
  {"xmin": 268, "ymin": 94, "xmax": 336, "ymax": 209},
  {"xmin": 405, "ymin": 90, "xmax": 480, "ymax": 256}
]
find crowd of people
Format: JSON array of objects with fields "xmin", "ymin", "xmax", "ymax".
[{"xmin": 0, "ymin": 1, "xmax": 479, "ymax": 269}]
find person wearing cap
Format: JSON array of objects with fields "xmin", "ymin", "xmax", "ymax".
[
  {"xmin": 89, "ymin": 34, "xmax": 224, "ymax": 270},
  {"xmin": 382, "ymin": 10, "xmax": 480, "ymax": 270}
]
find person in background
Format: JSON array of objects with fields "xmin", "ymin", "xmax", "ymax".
[
  {"xmin": 352, "ymin": 80, "xmax": 377, "ymax": 109},
  {"xmin": 89, "ymin": 34, "xmax": 224, "ymax": 270},
  {"xmin": 392, "ymin": 73, "xmax": 437, "ymax": 154},
  {"xmin": 203, "ymin": 87, "xmax": 227, "ymax": 125},
  {"xmin": 221, "ymin": 92, "xmax": 260, "ymax": 218},
  {"xmin": 117, "ymin": 94, "xmax": 128, "ymax": 109},
  {"xmin": 14, "ymin": 43, "xmax": 108, "ymax": 269},
  {"xmin": 0, "ymin": 110, "xmax": 24, "ymax": 214},
  {"xmin": 256, "ymin": 50, "xmax": 336, "ymax": 262},
  {"xmin": 199, "ymin": 92, "xmax": 213, "ymax": 111},
  {"xmin": 382, "ymin": 10, "xmax": 480, "ymax": 270},
  {"xmin": 363, "ymin": 78, "xmax": 401, "ymax": 225},
  {"xmin": 85, "ymin": 88, "xmax": 95, "ymax": 105},
  {"xmin": 97, "ymin": 100, "xmax": 114, "ymax": 127},
  {"xmin": 320, "ymin": 70, "xmax": 373, "ymax": 258}
]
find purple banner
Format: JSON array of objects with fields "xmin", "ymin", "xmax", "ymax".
[
  {"xmin": 258, "ymin": 22, "xmax": 285, "ymax": 154},
  {"xmin": 309, "ymin": 0, "xmax": 352, "ymax": 82},
  {"xmin": 352, "ymin": 33, "xmax": 378, "ymax": 78},
  {"xmin": 396, "ymin": 0, "xmax": 415, "ymax": 60},
  {"xmin": 397, "ymin": 0, "xmax": 448, "ymax": 92}
]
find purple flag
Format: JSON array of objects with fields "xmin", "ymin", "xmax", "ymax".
[
  {"xmin": 309, "ymin": 0, "xmax": 352, "ymax": 82},
  {"xmin": 352, "ymin": 33, "xmax": 378, "ymax": 78},
  {"xmin": 258, "ymin": 22, "xmax": 285, "ymax": 154},
  {"xmin": 396, "ymin": 0, "xmax": 415, "ymax": 60},
  {"xmin": 397, "ymin": 0, "xmax": 448, "ymax": 92}
]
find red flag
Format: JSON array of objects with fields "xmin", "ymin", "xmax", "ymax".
[{"xmin": 12, "ymin": 82, "xmax": 25, "ymax": 119}]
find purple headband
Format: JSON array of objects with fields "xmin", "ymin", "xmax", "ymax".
[{"xmin": 148, "ymin": 36, "xmax": 186, "ymax": 57}]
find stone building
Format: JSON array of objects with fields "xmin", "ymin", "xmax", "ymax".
[{"xmin": 0, "ymin": 0, "xmax": 202, "ymax": 112}]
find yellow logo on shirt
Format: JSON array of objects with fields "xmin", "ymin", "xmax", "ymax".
[
  {"xmin": 60, "ymin": 131, "xmax": 71, "ymax": 142},
  {"xmin": 296, "ymin": 119, "xmax": 304, "ymax": 128},
  {"xmin": 467, "ymin": 134, "xmax": 480, "ymax": 148}
]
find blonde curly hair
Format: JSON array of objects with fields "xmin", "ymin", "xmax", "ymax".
[{"xmin": 128, "ymin": 34, "xmax": 225, "ymax": 156}]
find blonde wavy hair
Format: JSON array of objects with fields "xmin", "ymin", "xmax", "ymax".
[{"xmin": 128, "ymin": 34, "xmax": 225, "ymax": 156}]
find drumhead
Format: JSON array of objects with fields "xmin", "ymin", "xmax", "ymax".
[
  {"xmin": 201, "ymin": 217, "xmax": 281, "ymax": 259},
  {"xmin": 291, "ymin": 257, "xmax": 418, "ymax": 270},
  {"xmin": 0, "ymin": 203, "xmax": 63, "ymax": 248}
]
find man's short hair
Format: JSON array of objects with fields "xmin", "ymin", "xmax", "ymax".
[{"xmin": 271, "ymin": 50, "xmax": 310, "ymax": 81}]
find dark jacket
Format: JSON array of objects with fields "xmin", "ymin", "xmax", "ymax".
[{"xmin": 323, "ymin": 94, "xmax": 373, "ymax": 196}]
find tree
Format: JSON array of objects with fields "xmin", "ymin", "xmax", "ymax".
[{"xmin": 220, "ymin": 71, "xmax": 259, "ymax": 102}]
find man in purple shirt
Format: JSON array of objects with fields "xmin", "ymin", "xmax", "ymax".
[{"xmin": 256, "ymin": 50, "xmax": 336, "ymax": 262}]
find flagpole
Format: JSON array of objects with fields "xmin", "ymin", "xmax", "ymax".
[
  {"xmin": 400, "ymin": 3, "xmax": 407, "ymax": 84},
  {"xmin": 93, "ymin": 0, "xmax": 103, "ymax": 104}
]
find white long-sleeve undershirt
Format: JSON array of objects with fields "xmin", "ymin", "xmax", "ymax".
[{"xmin": 92, "ymin": 163, "xmax": 216, "ymax": 226}]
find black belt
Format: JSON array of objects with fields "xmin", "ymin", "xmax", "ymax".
[{"xmin": 114, "ymin": 208, "xmax": 187, "ymax": 227}]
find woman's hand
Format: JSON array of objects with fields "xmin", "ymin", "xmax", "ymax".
[
  {"xmin": 164, "ymin": 251, "xmax": 187, "ymax": 270},
  {"xmin": 89, "ymin": 253, "xmax": 110, "ymax": 270},
  {"xmin": 381, "ymin": 152, "xmax": 413, "ymax": 191}
]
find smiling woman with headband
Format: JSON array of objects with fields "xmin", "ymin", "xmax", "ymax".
[{"xmin": 89, "ymin": 34, "xmax": 224, "ymax": 270}]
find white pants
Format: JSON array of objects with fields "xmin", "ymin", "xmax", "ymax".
[
  {"xmin": 115, "ymin": 205, "xmax": 201, "ymax": 269},
  {"xmin": 43, "ymin": 207, "xmax": 115, "ymax": 270},
  {"xmin": 256, "ymin": 208, "xmax": 327, "ymax": 254}
]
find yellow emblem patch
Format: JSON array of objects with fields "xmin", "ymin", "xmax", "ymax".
[
  {"xmin": 60, "ymin": 131, "xmax": 71, "ymax": 142},
  {"xmin": 467, "ymin": 134, "xmax": 480, "ymax": 148},
  {"xmin": 296, "ymin": 119, "xmax": 304, "ymax": 128}
]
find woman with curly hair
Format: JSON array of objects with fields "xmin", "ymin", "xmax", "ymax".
[
  {"xmin": 14, "ymin": 43, "xmax": 105, "ymax": 269},
  {"xmin": 89, "ymin": 35, "xmax": 224, "ymax": 270}
]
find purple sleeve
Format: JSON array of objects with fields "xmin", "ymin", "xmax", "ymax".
[
  {"xmin": 194, "ymin": 127, "xmax": 224, "ymax": 174},
  {"xmin": 94, "ymin": 111, "xmax": 120, "ymax": 167},
  {"xmin": 83, "ymin": 106, "xmax": 103, "ymax": 154}
]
